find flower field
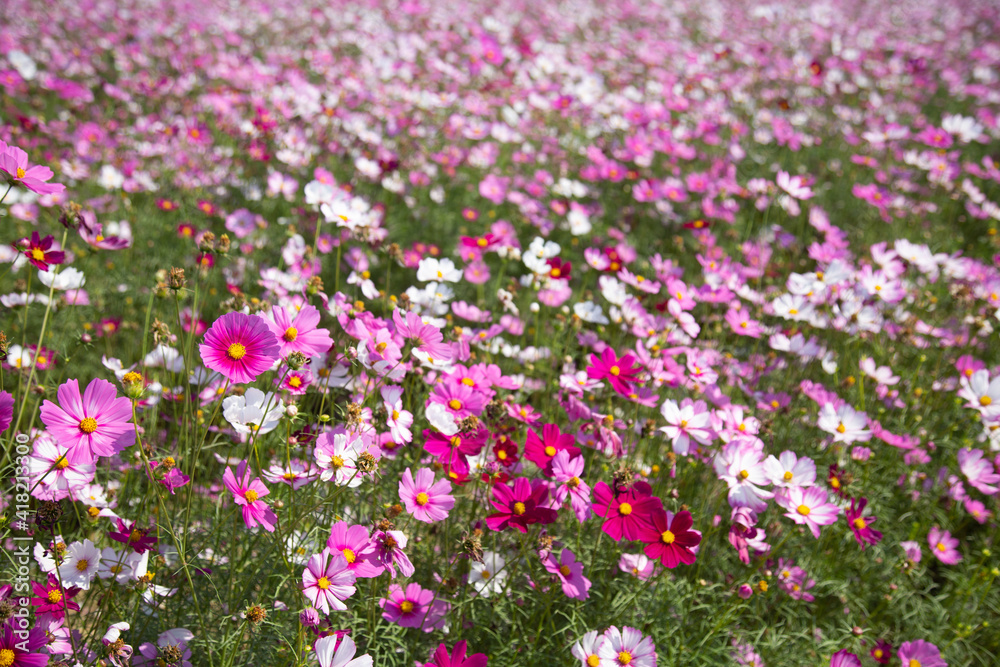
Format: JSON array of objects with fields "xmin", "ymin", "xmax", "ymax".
[{"xmin": 1, "ymin": 0, "xmax": 1000, "ymax": 665}]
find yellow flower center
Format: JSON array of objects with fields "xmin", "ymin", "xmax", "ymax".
[
  {"xmin": 392, "ymin": 410, "xmax": 399, "ymax": 420},
  {"xmin": 450, "ymin": 436, "xmax": 462, "ymax": 447},
  {"xmin": 400, "ymin": 600, "xmax": 414, "ymax": 613},
  {"xmin": 512, "ymin": 502, "xmax": 526, "ymax": 516},
  {"xmin": 618, "ymin": 651, "xmax": 633, "ymax": 665},
  {"xmin": 55, "ymin": 456, "xmax": 70, "ymax": 470},
  {"xmin": 416, "ymin": 492, "xmax": 430, "ymax": 506},
  {"xmin": 771, "ymin": 400, "xmax": 779, "ymax": 408},
  {"xmin": 47, "ymin": 589, "xmax": 62, "ymax": 603},
  {"xmin": 567, "ymin": 477, "xmax": 580, "ymax": 488},
  {"xmin": 448, "ymin": 399, "xmax": 463, "ymax": 410},
  {"xmin": 853, "ymin": 518, "xmax": 867, "ymax": 530},
  {"xmin": 316, "ymin": 576, "xmax": 330, "ymax": 590},
  {"xmin": 661, "ymin": 530, "xmax": 676, "ymax": 544},
  {"xmin": 0, "ymin": 649, "xmax": 14, "ymax": 667},
  {"xmin": 739, "ymin": 470, "xmax": 749, "ymax": 480},
  {"xmin": 76, "ymin": 558, "xmax": 90, "ymax": 572},
  {"xmin": 609, "ymin": 365, "xmax": 620, "ymax": 376},
  {"xmin": 79, "ymin": 417, "xmax": 98, "ymax": 434},
  {"xmin": 283, "ymin": 327, "xmax": 298, "ymax": 342},
  {"xmin": 498, "ymin": 450, "xmax": 507, "ymax": 460},
  {"xmin": 30, "ymin": 247, "xmax": 45, "ymax": 261},
  {"xmin": 87, "ymin": 506, "xmax": 100, "ymax": 518},
  {"xmin": 836, "ymin": 422, "xmax": 846, "ymax": 434},
  {"xmin": 873, "ymin": 649, "xmax": 883, "ymax": 659},
  {"xmin": 980, "ymin": 396, "xmax": 992, "ymax": 406},
  {"xmin": 227, "ymin": 343, "xmax": 247, "ymax": 360},
  {"xmin": 831, "ymin": 478, "xmax": 841, "ymax": 489},
  {"xmin": 331, "ymin": 455, "xmax": 345, "ymax": 469},
  {"xmin": 480, "ymin": 569, "xmax": 491, "ymax": 580},
  {"xmin": 551, "ymin": 268, "xmax": 561, "ymax": 277},
  {"xmin": 937, "ymin": 542, "xmax": 946, "ymax": 552},
  {"xmin": 342, "ymin": 548, "xmax": 356, "ymax": 564},
  {"xmin": 244, "ymin": 489, "xmax": 259, "ymax": 502},
  {"xmin": 788, "ymin": 308, "xmax": 799, "ymax": 315},
  {"xmin": 587, "ymin": 655, "xmax": 600, "ymax": 667},
  {"xmin": 129, "ymin": 530, "xmax": 143, "ymax": 544},
  {"xmin": 544, "ymin": 446, "xmax": 556, "ymax": 457},
  {"xmin": 910, "ymin": 661, "xmax": 921, "ymax": 667},
  {"xmin": 289, "ymin": 377, "xmax": 302, "ymax": 388},
  {"xmin": 375, "ymin": 342, "xmax": 387, "ymax": 353},
  {"xmin": 559, "ymin": 565, "xmax": 571, "ymax": 577},
  {"xmin": 796, "ymin": 505, "xmax": 811, "ymax": 516},
  {"xmin": 783, "ymin": 471, "xmax": 793, "ymax": 481},
  {"xmin": 618, "ymin": 502, "xmax": 633, "ymax": 516}
]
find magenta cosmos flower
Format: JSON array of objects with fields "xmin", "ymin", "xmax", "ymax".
[
  {"xmin": 399, "ymin": 467, "xmax": 455, "ymax": 523},
  {"xmin": 485, "ymin": 477, "xmax": 558, "ymax": 533},
  {"xmin": 775, "ymin": 486, "xmax": 840, "ymax": 538},
  {"xmin": 0, "ymin": 390, "xmax": 13, "ymax": 434},
  {"xmin": 586, "ymin": 347, "xmax": 642, "ymax": 395},
  {"xmin": 266, "ymin": 304, "xmax": 334, "ymax": 359},
  {"xmin": 592, "ymin": 481, "xmax": 661, "ymax": 541},
  {"xmin": 543, "ymin": 548, "xmax": 591, "ymax": 600},
  {"xmin": 381, "ymin": 582, "xmax": 448, "ymax": 631},
  {"xmin": 638, "ymin": 509, "xmax": 701, "ymax": 568},
  {"xmin": 927, "ymin": 527, "xmax": 962, "ymax": 564},
  {"xmin": 302, "ymin": 548, "xmax": 357, "ymax": 613},
  {"xmin": 524, "ymin": 423, "xmax": 580, "ymax": 475},
  {"xmin": 39, "ymin": 378, "xmax": 135, "ymax": 463},
  {"xmin": 897, "ymin": 640, "xmax": 946, "ymax": 667},
  {"xmin": 223, "ymin": 460, "xmax": 277, "ymax": 532},
  {"xmin": 200, "ymin": 312, "xmax": 280, "ymax": 384},
  {"xmin": 422, "ymin": 641, "xmax": 488, "ymax": 667},
  {"xmin": 0, "ymin": 141, "xmax": 65, "ymax": 195},
  {"xmin": 844, "ymin": 497, "xmax": 882, "ymax": 549}
]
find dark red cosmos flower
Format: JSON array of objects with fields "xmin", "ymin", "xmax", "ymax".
[
  {"xmin": 592, "ymin": 480, "xmax": 661, "ymax": 541},
  {"xmin": 546, "ymin": 257, "xmax": 571, "ymax": 280},
  {"xmin": 827, "ymin": 464, "xmax": 849, "ymax": 498},
  {"xmin": 485, "ymin": 477, "xmax": 558, "ymax": 533},
  {"xmin": 492, "ymin": 434, "xmax": 519, "ymax": 468},
  {"xmin": 460, "ymin": 233, "xmax": 497, "ymax": 251},
  {"xmin": 523, "ymin": 423, "xmax": 580, "ymax": 476},
  {"xmin": 638, "ymin": 509, "xmax": 701, "ymax": 568},
  {"xmin": 870, "ymin": 639, "xmax": 892, "ymax": 665},
  {"xmin": 423, "ymin": 427, "xmax": 488, "ymax": 482},
  {"xmin": 17, "ymin": 231, "xmax": 65, "ymax": 271}
]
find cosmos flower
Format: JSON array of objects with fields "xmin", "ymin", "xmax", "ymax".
[
  {"xmin": 524, "ymin": 423, "xmax": 580, "ymax": 475},
  {"xmin": 0, "ymin": 390, "xmax": 12, "ymax": 433},
  {"xmin": 399, "ymin": 467, "xmax": 455, "ymax": 523},
  {"xmin": 326, "ymin": 521, "xmax": 383, "ymax": 578},
  {"xmin": 486, "ymin": 477, "xmax": 558, "ymax": 533},
  {"xmin": 315, "ymin": 634, "xmax": 373, "ymax": 667},
  {"xmin": 39, "ymin": 378, "xmax": 135, "ymax": 463},
  {"xmin": 927, "ymin": 527, "xmax": 962, "ymax": 564},
  {"xmin": 637, "ymin": 509, "xmax": 701, "ymax": 568},
  {"xmin": 16, "ymin": 231, "xmax": 65, "ymax": 271},
  {"xmin": 302, "ymin": 549, "xmax": 356, "ymax": 613},
  {"xmin": 223, "ymin": 460, "xmax": 277, "ymax": 532},
  {"xmin": 380, "ymin": 582, "xmax": 448, "ymax": 631},
  {"xmin": 774, "ymin": 486, "xmax": 840, "ymax": 538},
  {"xmin": 422, "ymin": 640, "xmax": 488, "ymax": 667},
  {"xmin": 896, "ymin": 640, "xmax": 946, "ymax": 667},
  {"xmin": 587, "ymin": 347, "xmax": 642, "ymax": 395},
  {"xmin": 0, "ymin": 141, "xmax": 65, "ymax": 194},
  {"xmin": 199, "ymin": 312, "xmax": 280, "ymax": 384},
  {"xmin": 844, "ymin": 497, "xmax": 882, "ymax": 549},
  {"xmin": 571, "ymin": 631, "xmax": 608, "ymax": 667},
  {"xmin": 543, "ymin": 548, "xmax": 591, "ymax": 600},
  {"xmin": 592, "ymin": 481, "xmax": 661, "ymax": 541},
  {"xmin": 265, "ymin": 304, "xmax": 334, "ymax": 359},
  {"xmin": 597, "ymin": 626, "xmax": 657, "ymax": 667}
]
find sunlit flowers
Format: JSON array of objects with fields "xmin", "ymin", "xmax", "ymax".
[
  {"xmin": 0, "ymin": 140, "xmax": 65, "ymax": 194},
  {"xmin": 39, "ymin": 378, "xmax": 135, "ymax": 463},
  {"xmin": 486, "ymin": 477, "xmax": 558, "ymax": 533},
  {"xmin": 399, "ymin": 467, "xmax": 455, "ymax": 523},
  {"xmin": 222, "ymin": 388, "xmax": 285, "ymax": 437},
  {"xmin": 638, "ymin": 510, "xmax": 701, "ymax": 568},
  {"xmin": 223, "ymin": 460, "xmax": 277, "ymax": 532},
  {"xmin": 199, "ymin": 312, "xmax": 280, "ymax": 384},
  {"xmin": 302, "ymin": 549, "xmax": 356, "ymax": 613},
  {"xmin": 587, "ymin": 347, "xmax": 642, "ymax": 395},
  {"xmin": 844, "ymin": 497, "xmax": 882, "ymax": 549},
  {"xmin": 927, "ymin": 527, "xmax": 962, "ymax": 564},
  {"xmin": 266, "ymin": 304, "xmax": 334, "ymax": 359}
]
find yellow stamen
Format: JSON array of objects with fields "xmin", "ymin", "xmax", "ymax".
[
  {"xmin": 316, "ymin": 576, "xmax": 330, "ymax": 590},
  {"xmin": 415, "ymin": 492, "xmax": 429, "ymax": 506},
  {"xmin": 512, "ymin": 502, "xmax": 526, "ymax": 515},
  {"xmin": 244, "ymin": 489, "xmax": 259, "ymax": 502},
  {"xmin": 79, "ymin": 417, "xmax": 98, "ymax": 434},
  {"xmin": 661, "ymin": 530, "xmax": 675, "ymax": 544},
  {"xmin": 283, "ymin": 327, "xmax": 298, "ymax": 342},
  {"xmin": 618, "ymin": 502, "xmax": 633, "ymax": 516},
  {"xmin": 796, "ymin": 505, "xmax": 811, "ymax": 516},
  {"xmin": 226, "ymin": 343, "xmax": 247, "ymax": 360}
]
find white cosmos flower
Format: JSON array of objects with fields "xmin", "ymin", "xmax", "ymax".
[
  {"xmin": 39, "ymin": 266, "xmax": 86, "ymax": 290},
  {"xmin": 469, "ymin": 551, "xmax": 507, "ymax": 597},
  {"xmin": 59, "ymin": 539, "xmax": 102, "ymax": 590},
  {"xmin": 223, "ymin": 388, "xmax": 285, "ymax": 436}
]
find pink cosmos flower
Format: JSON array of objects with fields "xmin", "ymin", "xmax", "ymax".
[
  {"xmin": 486, "ymin": 477, "xmax": 558, "ymax": 533},
  {"xmin": 223, "ymin": 460, "xmax": 277, "ymax": 532},
  {"xmin": 927, "ymin": 527, "xmax": 962, "ymax": 564},
  {"xmin": 315, "ymin": 634, "xmax": 373, "ymax": 667},
  {"xmin": 897, "ymin": 640, "xmax": 946, "ymax": 667},
  {"xmin": 39, "ymin": 378, "xmax": 135, "ymax": 463},
  {"xmin": 587, "ymin": 347, "xmax": 642, "ymax": 395},
  {"xmin": 830, "ymin": 649, "xmax": 861, "ymax": 667},
  {"xmin": 551, "ymin": 449, "xmax": 592, "ymax": 522},
  {"xmin": 399, "ymin": 467, "xmax": 455, "ymax": 523},
  {"xmin": 638, "ymin": 509, "xmax": 701, "ymax": 568},
  {"xmin": 0, "ymin": 141, "xmax": 65, "ymax": 195},
  {"xmin": 524, "ymin": 423, "xmax": 581, "ymax": 475},
  {"xmin": 26, "ymin": 432, "xmax": 96, "ymax": 500},
  {"xmin": 725, "ymin": 306, "xmax": 763, "ymax": 338},
  {"xmin": 618, "ymin": 553, "xmax": 656, "ymax": 580},
  {"xmin": 774, "ymin": 486, "xmax": 840, "ymax": 538},
  {"xmin": 422, "ymin": 641, "xmax": 488, "ymax": 667},
  {"xmin": 382, "ymin": 386, "xmax": 413, "ymax": 444},
  {"xmin": 543, "ymin": 548, "xmax": 591, "ymax": 600},
  {"xmin": 763, "ymin": 451, "xmax": 816, "ymax": 488},
  {"xmin": 200, "ymin": 312, "xmax": 280, "ymax": 384},
  {"xmin": 592, "ymin": 481, "xmax": 661, "ymax": 541},
  {"xmin": 716, "ymin": 443, "xmax": 774, "ymax": 512},
  {"xmin": 302, "ymin": 549, "xmax": 356, "ymax": 613},
  {"xmin": 371, "ymin": 529, "xmax": 414, "ymax": 578},
  {"xmin": 393, "ymin": 309, "xmax": 452, "ymax": 362},
  {"xmin": 572, "ymin": 631, "xmax": 609, "ymax": 667},
  {"xmin": 957, "ymin": 448, "xmax": 999, "ymax": 495},
  {"xmin": 326, "ymin": 521, "xmax": 383, "ymax": 578},
  {"xmin": 598, "ymin": 626, "xmax": 657, "ymax": 667},
  {"xmin": 659, "ymin": 398, "xmax": 713, "ymax": 455},
  {"xmin": 380, "ymin": 582, "xmax": 448, "ymax": 631}
]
